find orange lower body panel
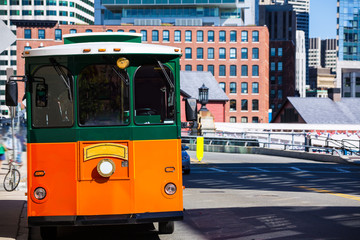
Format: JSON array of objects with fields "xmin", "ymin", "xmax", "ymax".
[{"xmin": 27, "ymin": 139, "xmax": 183, "ymax": 220}]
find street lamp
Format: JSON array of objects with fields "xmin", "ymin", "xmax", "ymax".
[{"xmin": 198, "ymin": 84, "xmax": 209, "ymax": 111}]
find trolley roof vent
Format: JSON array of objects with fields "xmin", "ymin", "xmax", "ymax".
[{"xmin": 63, "ymin": 32, "xmax": 142, "ymax": 44}]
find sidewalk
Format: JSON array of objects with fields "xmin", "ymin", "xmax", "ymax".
[{"xmin": 0, "ymin": 152, "xmax": 28, "ymax": 240}]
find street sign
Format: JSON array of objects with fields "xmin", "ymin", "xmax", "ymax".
[{"xmin": 0, "ymin": 20, "xmax": 16, "ymax": 54}]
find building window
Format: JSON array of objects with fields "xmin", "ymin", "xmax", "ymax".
[
  {"xmin": 197, "ymin": 48, "xmax": 203, "ymax": 59},
  {"xmin": 185, "ymin": 65, "xmax": 192, "ymax": 71},
  {"xmin": 185, "ymin": 48, "xmax": 192, "ymax": 59},
  {"xmin": 208, "ymin": 30, "xmax": 214, "ymax": 42},
  {"xmin": 185, "ymin": 30, "xmax": 192, "ymax": 42},
  {"xmin": 278, "ymin": 76, "xmax": 282, "ymax": 85},
  {"xmin": 270, "ymin": 89, "xmax": 276, "ymax": 98},
  {"xmin": 85, "ymin": 29, "xmax": 92, "ymax": 32},
  {"xmin": 230, "ymin": 30, "xmax": 237, "ymax": 42},
  {"xmin": 278, "ymin": 48, "xmax": 283, "ymax": 56},
  {"xmin": 241, "ymin": 65, "xmax": 248, "ymax": 76},
  {"xmin": 117, "ymin": 30, "xmax": 124, "ymax": 32},
  {"xmin": 241, "ymin": 48, "xmax": 248, "ymax": 59},
  {"xmin": 345, "ymin": 77, "xmax": 351, "ymax": 87},
  {"xmin": 252, "ymin": 30, "xmax": 259, "ymax": 42},
  {"xmin": 278, "ymin": 89, "xmax": 283, "ymax": 99},
  {"xmin": 252, "ymin": 117, "xmax": 259, "ymax": 123},
  {"xmin": 271, "ymin": 48, "xmax": 276, "ymax": 56},
  {"xmin": 55, "ymin": 29, "xmax": 62, "ymax": 40},
  {"xmin": 219, "ymin": 30, "xmax": 226, "ymax": 42},
  {"xmin": 252, "ymin": 65, "xmax": 259, "ymax": 76},
  {"xmin": 241, "ymin": 82, "xmax": 248, "ymax": 93},
  {"xmin": 230, "ymin": 82, "xmax": 237, "ymax": 93},
  {"xmin": 129, "ymin": 30, "xmax": 136, "ymax": 33},
  {"xmin": 22, "ymin": 10, "xmax": 31, "ymax": 15},
  {"xmin": 197, "ymin": 65, "xmax": 203, "ymax": 71},
  {"xmin": 197, "ymin": 30, "xmax": 203, "ymax": 42},
  {"xmin": 163, "ymin": 30, "xmax": 169, "ymax": 41},
  {"xmin": 241, "ymin": 100, "xmax": 248, "ymax": 111},
  {"xmin": 24, "ymin": 46, "xmax": 31, "ymax": 50},
  {"xmin": 241, "ymin": 31, "xmax": 248, "ymax": 42},
  {"xmin": 230, "ymin": 48, "xmax": 237, "ymax": 59},
  {"xmin": 252, "ymin": 48, "xmax": 259, "ymax": 59},
  {"xmin": 107, "ymin": 29, "xmax": 113, "ymax": 32},
  {"xmin": 38, "ymin": 29, "xmax": 45, "ymax": 39},
  {"xmin": 208, "ymin": 65, "xmax": 214, "ymax": 75},
  {"xmin": 140, "ymin": 30, "xmax": 147, "ymax": 41},
  {"xmin": 174, "ymin": 30, "xmax": 181, "ymax": 42},
  {"xmin": 230, "ymin": 65, "xmax": 237, "ymax": 76},
  {"xmin": 219, "ymin": 65, "xmax": 226, "ymax": 76},
  {"xmin": 70, "ymin": 29, "xmax": 77, "ymax": 34},
  {"xmin": 230, "ymin": 117, "xmax": 237, "ymax": 123},
  {"xmin": 252, "ymin": 82, "xmax": 259, "ymax": 94},
  {"xmin": 24, "ymin": 29, "xmax": 31, "ymax": 39},
  {"xmin": 207, "ymin": 48, "xmax": 214, "ymax": 59},
  {"xmin": 270, "ymin": 62, "xmax": 276, "ymax": 71},
  {"xmin": 230, "ymin": 100, "xmax": 236, "ymax": 111},
  {"xmin": 219, "ymin": 48, "xmax": 226, "ymax": 59},
  {"xmin": 152, "ymin": 30, "xmax": 159, "ymax": 41},
  {"xmin": 278, "ymin": 62, "xmax": 283, "ymax": 71},
  {"xmin": 252, "ymin": 99, "xmax": 259, "ymax": 111},
  {"xmin": 219, "ymin": 82, "xmax": 225, "ymax": 92}
]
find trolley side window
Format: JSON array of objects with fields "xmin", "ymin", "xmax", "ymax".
[
  {"xmin": 78, "ymin": 64, "xmax": 130, "ymax": 126},
  {"xmin": 134, "ymin": 64, "xmax": 175, "ymax": 125},
  {"xmin": 31, "ymin": 66, "xmax": 74, "ymax": 128}
]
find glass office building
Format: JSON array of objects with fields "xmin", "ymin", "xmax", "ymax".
[
  {"xmin": 95, "ymin": 0, "xmax": 258, "ymax": 26},
  {"xmin": 337, "ymin": 0, "xmax": 360, "ymax": 61}
]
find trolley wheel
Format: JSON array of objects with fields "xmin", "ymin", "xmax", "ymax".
[
  {"xmin": 40, "ymin": 226, "xmax": 57, "ymax": 240},
  {"xmin": 158, "ymin": 221, "xmax": 174, "ymax": 234},
  {"xmin": 3, "ymin": 169, "xmax": 20, "ymax": 192}
]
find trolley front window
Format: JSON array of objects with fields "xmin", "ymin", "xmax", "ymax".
[
  {"xmin": 78, "ymin": 64, "xmax": 130, "ymax": 126},
  {"xmin": 31, "ymin": 65, "xmax": 74, "ymax": 128},
  {"xmin": 134, "ymin": 64, "xmax": 175, "ymax": 125}
]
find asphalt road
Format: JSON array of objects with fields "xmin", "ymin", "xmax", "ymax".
[{"xmin": 29, "ymin": 152, "xmax": 360, "ymax": 240}]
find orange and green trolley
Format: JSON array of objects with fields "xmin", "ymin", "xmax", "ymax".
[{"xmin": 8, "ymin": 32, "xmax": 185, "ymax": 238}]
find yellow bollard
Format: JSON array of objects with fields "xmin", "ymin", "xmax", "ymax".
[{"xmin": 196, "ymin": 136, "xmax": 204, "ymax": 162}]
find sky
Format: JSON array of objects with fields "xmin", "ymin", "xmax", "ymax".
[{"xmin": 309, "ymin": 0, "xmax": 337, "ymax": 39}]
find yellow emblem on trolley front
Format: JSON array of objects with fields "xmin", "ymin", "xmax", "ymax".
[{"xmin": 83, "ymin": 143, "xmax": 128, "ymax": 161}]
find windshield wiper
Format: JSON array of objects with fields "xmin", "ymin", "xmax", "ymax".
[
  {"xmin": 156, "ymin": 60, "xmax": 175, "ymax": 90},
  {"xmin": 112, "ymin": 66, "xmax": 129, "ymax": 85},
  {"xmin": 49, "ymin": 58, "xmax": 73, "ymax": 102}
]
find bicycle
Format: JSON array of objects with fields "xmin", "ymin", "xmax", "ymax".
[{"xmin": 3, "ymin": 159, "xmax": 21, "ymax": 192}]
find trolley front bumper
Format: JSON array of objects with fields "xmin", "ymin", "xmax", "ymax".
[{"xmin": 28, "ymin": 211, "xmax": 183, "ymax": 227}]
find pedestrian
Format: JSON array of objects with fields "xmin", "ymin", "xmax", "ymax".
[
  {"xmin": 0, "ymin": 134, "xmax": 7, "ymax": 170},
  {"xmin": 4, "ymin": 133, "xmax": 23, "ymax": 166}
]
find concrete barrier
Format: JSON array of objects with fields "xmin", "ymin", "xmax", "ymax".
[{"xmin": 185, "ymin": 143, "xmax": 351, "ymax": 164}]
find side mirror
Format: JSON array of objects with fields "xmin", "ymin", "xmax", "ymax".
[
  {"xmin": 185, "ymin": 98, "xmax": 197, "ymax": 122},
  {"xmin": 5, "ymin": 81, "xmax": 18, "ymax": 106}
]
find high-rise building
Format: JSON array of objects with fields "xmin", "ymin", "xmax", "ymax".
[
  {"xmin": 337, "ymin": 0, "xmax": 360, "ymax": 98},
  {"xmin": 95, "ymin": 0, "xmax": 258, "ymax": 26},
  {"xmin": 296, "ymin": 30, "xmax": 306, "ymax": 97},
  {"xmin": 321, "ymin": 39, "xmax": 337, "ymax": 70},
  {"xmin": 309, "ymin": 37, "xmax": 321, "ymax": 67},
  {"xmin": 0, "ymin": 1, "xmax": 95, "ymax": 117},
  {"xmin": 259, "ymin": 3, "xmax": 296, "ymax": 115}
]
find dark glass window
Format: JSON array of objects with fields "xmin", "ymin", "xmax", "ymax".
[
  {"xmin": 185, "ymin": 65, "xmax": 192, "ymax": 71},
  {"xmin": 230, "ymin": 82, "xmax": 236, "ymax": 93},
  {"xmin": 230, "ymin": 30, "xmax": 237, "ymax": 42},
  {"xmin": 185, "ymin": 30, "xmax": 192, "ymax": 42},
  {"xmin": 24, "ymin": 29, "xmax": 31, "ymax": 39},
  {"xmin": 241, "ymin": 99, "xmax": 248, "ymax": 111},
  {"xmin": 152, "ymin": 30, "xmax": 159, "ymax": 41},
  {"xmin": 141, "ymin": 30, "xmax": 147, "ymax": 41},
  {"xmin": 174, "ymin": 30, "xmax": 181, "ymax": 42},
  {"xmin": 55, "ymin": 29, "xmax": 62, "ymax": 40},
  {"xmin": 207, "ymin": 48, "xmax": 214, "ymax": 59},
  {"xmin": 134, "ymin": 64, "xmax": 175, "ymax": 124},
  {"xmin": 241, "ymin": 31, "xmax": 248, "ymax": 42},
  {"xmin": 219, "ymin": 30, "xmax": 226, "ymax": 42},
  {"xmin": 252, "ymin": 82, "xmax": 259, "ymax": 93},
  {"xmin": 219, "ymin": 82, "xmax": 225, "ymax": 92},
  {"xmin": 241, "ymin": 65, "xmax": 248, "ymax": 76},
  {"xmin": 252, "ymin": 65, "xmax": 259, "ymax": 76},
  {"xmin": 197, "ymin": 65, "xmax": 203, "ymax": 71},
  {"xmin": 163, "ymin": 30, "xmax": 169, "ymax": 41},
  {"xmin": 252, "ymin": 48, "xmax": 259, "ymax": 59},
  {"xmin": 230, "ymin": 48, "xmax": 237, "ymax": 59},
  {"xmin": 252, "ymin": 99, "xmax": 259, "ymax": 111},
  {"xmin": 219, "ymin": 48, "xmax": 226, "ymax": 59},
  {"xmin": 197, "ymin": 30, "xmax": 203, "ymax": 42},
  {"xmin": 208, "ymin": 30, "xmax": 214, "ymax": 42},
  {"xmin": 31, "ymin": 65, "xmax": 74, "ymax": 128},
  {"xmin": 252, "ymin": 30, "xmax": 259, "ymax": 42},
  {"xmin": 197, "ymin": 48, "xmax": 203, "ymax": 59},
  {"xmin": 219, "ymin": 65, "xmax": 226, "ymax": 76},
  {"xmin": 38, "ymin": 29, "xmax": 45, "ymax": 39},
  {"xmin": 230, "ymin": 100, "xmax": 236, "ymax": 111},
  {"xmin": 78, "ymin": 64, "xmax": 129, "ymax": 126},
  {"xmin": 241, "ymin": 48, "xmax": 248, "ymax": 59},
  {"xmin": 230, "ymin": 65, "xmax": 237, "ymax": 76},
  {"xmin": 185, "ymin": 48, "xmax": 192, "ymax": 59},
  {"xmin": 208, "ymin": 65, "xmax": 214, "ymax": 75}
]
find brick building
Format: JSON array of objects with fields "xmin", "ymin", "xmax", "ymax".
[{"xmin": 15, "ymin": 22, "xmax": 269, "ymax": 123}]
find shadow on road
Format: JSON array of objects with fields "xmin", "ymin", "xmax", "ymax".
[
  {"xmin": 182, "ymin": 206, "xmax": 360, "ymax": 240},
  {"xmin": 30, "ymin": 224, "xmax": 161, "ymax": 240},
  {"xmin": 184, "ymin": 162, "xmax": 360, "ymax": 195}
]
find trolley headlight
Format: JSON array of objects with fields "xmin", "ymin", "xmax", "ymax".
[
  {"xmin": 34, "ymin": 187, "xmax": 46, "ymax": 200},
  {"xmin": 164, "ymin": 183, "xmax": 177, "ymax": 195},
  {"xmin": 97, "ymin": 159, "xmax": 116, "ymax": 177}
]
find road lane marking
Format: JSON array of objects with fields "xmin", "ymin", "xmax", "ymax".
[
  {"xmin": 296, "ymin": 186, "xmax": 360, "ymax": 202},
  {"xmin": 208, "ymin": 167, "xmax": 227, "ymax": 173}
]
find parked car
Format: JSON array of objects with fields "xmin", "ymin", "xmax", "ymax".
[{"xmin": 182, "ymin": 145, "xmax": 190, "ymax": 174}]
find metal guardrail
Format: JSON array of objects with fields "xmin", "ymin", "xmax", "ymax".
[{"xmin": 182, "ymin": 130, "xmax": 360, "ymax": 157}]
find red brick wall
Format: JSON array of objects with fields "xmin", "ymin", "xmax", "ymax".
[{"xmin": 16, "ymin": 24, "xmax": 269, "ymax": 123}]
